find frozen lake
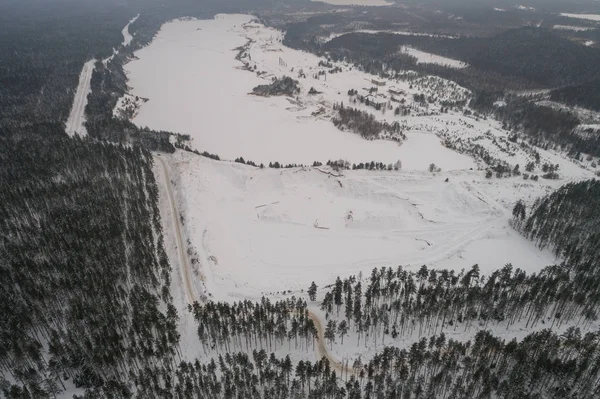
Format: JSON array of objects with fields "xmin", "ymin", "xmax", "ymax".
[{"xmin": 124, "ymin": 14, "xmax": 474, "ymax": 169}]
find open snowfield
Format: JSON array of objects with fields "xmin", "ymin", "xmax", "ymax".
[
  {"xmin": 122, "ymin": 14, "xmax": 140, "ymax": 47},
  {"xmin": 167, "ymin": 151, "xmax": 565, "ymax": 302},
  {"xmin": 560, "ymin": 13, "xmax": 600, "ymax": 22},
  {"xmin": 401, "ymin": 46, "xmax": 468, "ymax": 69},
  {"xmin": 553, "ymin": 24, "xmax": 595, "ymax": 31}
]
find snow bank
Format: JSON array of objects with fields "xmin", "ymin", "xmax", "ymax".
[{"xmin": 401, "ymin": 46, "xmax": 468, "ymax": 69}]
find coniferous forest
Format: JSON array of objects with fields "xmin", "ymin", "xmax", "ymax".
[{"xmin": 3, "ymin": 0, "xmax": 600, "ymax": 398}]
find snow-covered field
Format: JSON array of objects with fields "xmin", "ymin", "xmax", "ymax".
[
  {"xmin": 401, "ymin": 46, "xmax": 468, "ymax": 69},
  {"xmin": 560, "ymin": 13, "xmax": 600, "ymax": 22},
  {"xmin": 124, "ymin": 15, "xmax": 421, "ymax": 165},
  {"xmin": 122, "ymin": 14, "xmax": 140, "ymax": 47},
  {"xmin": 168, "ymin": 150, "xmax": 566, "ymax": 303}
]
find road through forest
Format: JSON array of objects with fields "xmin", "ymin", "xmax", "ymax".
[{"xmin": 65, "ymin": 60, "xmax": 95, "ymax": 136}]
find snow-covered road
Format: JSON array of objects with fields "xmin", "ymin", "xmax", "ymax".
[{"xmin": 65, "ymin": 59, "xmax": 95, "ymax": 136}]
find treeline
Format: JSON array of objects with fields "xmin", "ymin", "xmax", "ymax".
[
  {"xmin": 469, "ymin": 92, "xmax": 600, "ymax": 157},
  {"xmin": 317, "ymin": 262, "xmax": 598, "ymax": 349},
  {"xmin": 520, "ymin": 179, "xmax": 600, "ymax": 272},
  {"xmin": 252, "ymin": 76, "xmax": 300, "ymax": 97},
  {"xmin": 332, "ymin": 104, "xmax": 405, "ymax": 141},
  {"xmin": 84, "ymin": 327, "xmax": 600, "ymax": 398},
  {"xmin": 0, "ymin": 127, "xmax": 179, "ymax": 397},
  {"xmin": 85, "ymin": 58, "xmax": 176, "ymax": 152}
]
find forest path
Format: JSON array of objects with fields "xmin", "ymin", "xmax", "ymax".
[
  {"xmin": 306, "ymin": 310, "xmax": 358, "ymax": 377},
  {"xmin": 65, "ymin": 59, "xmax": 95, "ymax": 136},
  {"xmin": 156, "ymin": 155, "xmax": 201, "ymax": 305}
]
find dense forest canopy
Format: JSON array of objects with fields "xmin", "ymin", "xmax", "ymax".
[
  {"xmin": 2, "ymin": 0, "xmax": 600, "ymax": 397},
  {"xmin": 0, "ymin": 127, "xmax": 178, "ymax": 397},
  {"xmin": 521, "ymin": 179, "xmax": 600, "ymax": 271}
]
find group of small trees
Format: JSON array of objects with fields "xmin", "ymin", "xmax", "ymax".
[{"xmin": 332, "ymin": 103, "xmax": 405, "ymax": 141}]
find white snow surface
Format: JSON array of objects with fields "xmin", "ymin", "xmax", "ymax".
[
  {"xmin": 122, "ymin": 14, "xmax": 140, "ymax": 47},
  {"xmin": 516, "ymin": 5, "xmax": 536, "ymax": 11},
  {"xmin": 401, "ymin": 46, "xmax": 468, "ymax": 69},
  {"xmin": 168, "ymin": 151, "xmax": 567, "ymax": 302},
  {"xmin": 311, "ymin": 0, "xmax": 393, "ymax": 6},
  {"xmin": 560, "ymin": 13, "xmax": 600, "ymax": 22},
  {"xmin": 65, "ymin": 59, "xmax": 95, "ymax": 136}
]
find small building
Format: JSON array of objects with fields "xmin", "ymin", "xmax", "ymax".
[
  {"xmin": 371, "ymin": 78, "xmax": 387, "ymax": 87},
  {"xmin": 388, "ymin": 86, "xmax": 405, "ymax": 95},
  {"xmin": 365, "ymin": 94, "xmax": 386, "ymax": 108}
]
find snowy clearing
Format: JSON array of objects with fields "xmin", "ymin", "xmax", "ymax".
[
  {"xmin": 401, "ymin": 46, "xmax": 468, "ymax": 69},
  {"xmin": 135, "ymin": 14, "xmax": 600, "ymax": 370},
  {"xmin": 310, "ymin": 0, "xmax": 393, "ymax": 6},
  {"xmin": 168, "ymin": 151, "xmax": 563, "ymax": 302},
  {"xmin": 560, "ymin": 13, "xmax": 600, "ymax": 22},
  {"xmin": 553, "ymin": 24, "xmax": 594, "ymax": 31},
  {"xmin": 517, "ymin": 5, "xmax": 536, "ymax": 11},
  {"xmin": 65, "ymin": 59, "xmax": 95, "ymax": 136},
  {"xmin": 325, "ymin": 29, "xmax": 458, "ymax": 42}
]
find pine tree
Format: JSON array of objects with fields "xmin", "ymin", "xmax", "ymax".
[{"xmin": 308, "ymin": 282, "xmax": 318, "ymax": 302}]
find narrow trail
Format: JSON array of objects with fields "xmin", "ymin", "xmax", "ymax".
[
  {"xmin": 156, "ymin": 155, "xmax": 200, "ymax": 304},
  {"xmin": 306, "ymin": 310, "xmax": 358, "ymax": 377}
]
